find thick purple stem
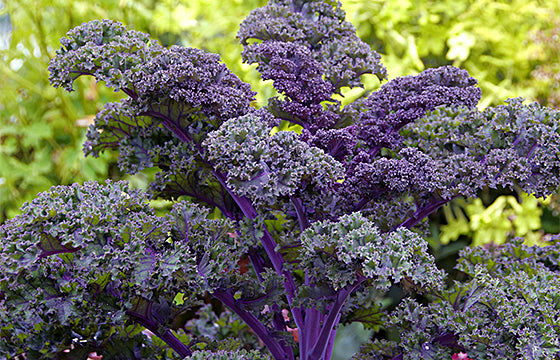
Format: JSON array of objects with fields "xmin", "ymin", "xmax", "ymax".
[
  {"xmin": 302, "ymin": 306, "xmax": 322, "ymax": 359},
  {"xmin": 214, "ymin": 171, "xmax": 286, "ymax": 277},
  {"xmin": 126, "ymin": 311, "xmax": 192, "ymax": 357},
  {"xmin": 308, "ymin": 278, "xmax": 365, "ymax": 359},
  {"xmin": 212, "ymin": 170, "xmax": 303, "ymax": 327},
  {"xmin": 398, "ymin": 195, "xmax": 458, "ymax": 229},
  {"xmin": 121, "ymin": 87, "xmax": 137, "ymax": 99},
  {"xmin": 140, "ymin": 110, "xmax": 194, "ymax": 145},
  {"xmin": 324, "ymin": 313, "xmax": 341, "ymax": 360},
  {"xmin": 213, "ymin": 290, "xmax": 293, "ymax": 360},
  {"xmin": 291, "ymin": 197, "xmax": 310, "ymax": 231}
]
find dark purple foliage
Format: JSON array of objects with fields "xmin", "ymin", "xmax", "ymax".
[
  {"xmin": 238, "ymin": 0, "xmax": 386, "ymax": 91},
  {"xmin": 244, "ymin": 41, "xmax": 334, "ymax": 105},
  {"xmin": 356, "ymin": 66, "xmax": 481, "ymax": 156},
  {"xmin": 238, "ymin": 0, "xmax": 385, "ymax": 133},
  {"xmin": 2, "ymin": 1, "xmax": 560, "ymax": 360}
]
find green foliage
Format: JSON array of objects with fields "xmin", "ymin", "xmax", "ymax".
[
  {"xmin": 342, "ymin": 0, "xmax": 560, "ymax": 108},
  {"xmin": 440, "ymin": 193, "xmax": 550, "ymax": 246}
]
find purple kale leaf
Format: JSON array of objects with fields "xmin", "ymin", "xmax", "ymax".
[
  {"xmin": 7, "ymin": 1, "xmax": 560, "ymax": 359},
  {"xmin": 203, "ymin": 112, "xmax": 344, "ymax": 206},
  {"xmin": 0, "ymin": 182, "xmax": 249, "ymax": 358},
  {"xmin": 0, "ymin": 181, "xmax": 194, "ymax": 358},
  {"xmin": 355, "ymin": 66, "xmax": 481, "ymax": 156},
  {"xmin": 239, "ymin": 0, "xmax": 385, "ymax": 132},
  {"xmin": 365, "ymin": 239, "xmax": 560, "ymax": 359}
]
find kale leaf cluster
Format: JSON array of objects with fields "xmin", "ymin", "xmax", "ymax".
[{"xmin": 2, "ymin": 1, "xmax": 560, "ymax": 359}]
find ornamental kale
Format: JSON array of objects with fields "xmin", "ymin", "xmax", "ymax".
[{"xmin": 2, "ymin": 1, "xmax": 560, "ymax": 359}]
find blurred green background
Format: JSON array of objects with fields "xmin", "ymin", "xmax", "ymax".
[{"xmin": 1, "ymin": 0, "xmax": 560, "ymax": 358}]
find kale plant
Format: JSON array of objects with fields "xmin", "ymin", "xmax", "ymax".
[{"xmin": 2, "ymin": 1, "xmax": 560, "ymax": 359}]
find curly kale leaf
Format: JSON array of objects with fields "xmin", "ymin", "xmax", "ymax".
[
  {"xmin": 403, "ymin": 98, "xmax": 560, "ymax": 199},
  {"xmin": 0, "ymin": 182, "xmax": 243, "ymax": 358},
  {"xmin": 48, "ymin": 19, "xmax": 162, "ymax": 92},
  {"xmin": 342, "ymin": 98, "xmax": 560, "ymax": 230},
  {"xmin": 355, "ymin": 66, "xmax": 481, "ymax": 155},
  {"xmin": 367, "ymin": 239, "xmax": 560, "ymax": 359},
  {"xmin": 0, "ymin": 181, "xmax": 196, "ymax": 358},
  {"xmin": 203, "ymin": 112, "xmax": 344, "ymax": 206},
  {"xmin": 298, "ymin": 212, "xmax": 445, "ymax": 304},
  {"xmin": 239, "ymin": 0, "xmax": 385, "ymax": 132},
  {"xmin": 239, "ymin": 0, "xmax": 386, "ymax": 91},
  {"xmin": 49, "ymin": 20, "xmax": 256, "ymax": 208}
]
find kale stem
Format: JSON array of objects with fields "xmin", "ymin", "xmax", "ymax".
[
  {"xmin": 213, "ymin": 289, "xmax": 293, "ymax": 360},
  {"xmin": 302, "ymin": 306, "xmax": 321, "ymax": 359},
  {"xmin": 291, "ymin": 196, "xmax": 310, "ymax": 231},
  {"xmin": 398, "ymin": 195, "xmax": 458, "ymax": 229},
  {"xmin": 126, "ymin": 311, "xmax": 192, "ymax": 357},
  {"xmin": 323, "ymin": 313, "xmax": 340, "ymax": 360},
  {"xmin": 211, "ymin": 169, "xmax": 305, "ymax": 332},
  {"xmin": 308, "ymin": 278, "xmax": 365, "ymax": 359}
]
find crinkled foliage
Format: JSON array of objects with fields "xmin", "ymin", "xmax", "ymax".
[
  {"xmin": 355, "ymin": 239, "xmax": 560, "ymax": 359},
  {"xmin": 50, "ymin": 19, "xmax": 256, "ymax": 218},
  {"xmin": 341, "ymin": 93, "xmax": 560, "ymax": 231},
  {"xmin": 204, "ymin": 112, "xmax": 344, "ymax": 206},
  {"xmin": 189, "ymin": 349, "xmax": 271, "ymax": 360},
  {"xmin": 2, "ymin": 0, "xmax": 560, "ymax": 360},
  {"xmin": 0, "ymin": 181, "xmax": 189, "ymax": 358},
  {"xmin": 403, "ymin": 98, "xmax": 560, "ymax": 199},
  {"xmin": 355, "ymin": 66, "xmax": 481, "ymax": 154},
  {"xmin": 0, "ymin": 181, "xmax": 253, "ymax": 359},
  {"xmin": 299, "ymin": 213, "xmax": 444, "ymax": 293},
  {"xmin": 238, "ymin": 0, "xmax": 386, "ymax": 133},
  {"xmin": 238, "ymin": 0, "xmax": 386, "ymax": 92}
]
